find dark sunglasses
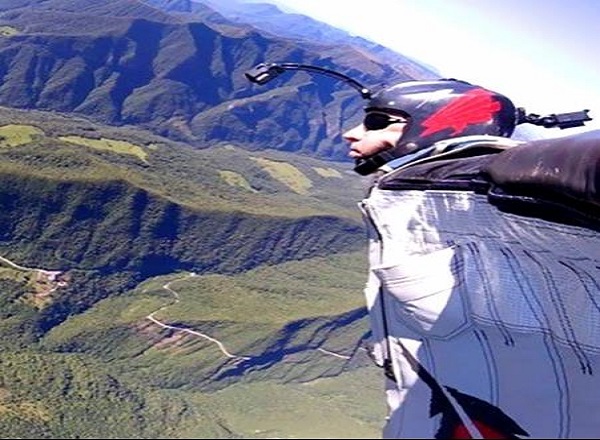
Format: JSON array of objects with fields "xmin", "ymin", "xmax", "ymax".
[{"xmin": 363, "ymin": 112, "xmax": 407, "ymax": 131}]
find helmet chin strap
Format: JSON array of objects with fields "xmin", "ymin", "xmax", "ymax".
[
  {"xmin": 353, "ymin": 151, "xmax": 397, "ymax": 176},
  {"xmin": 354, "ymin": 142, "xmax": 445, "ymax": 175}
]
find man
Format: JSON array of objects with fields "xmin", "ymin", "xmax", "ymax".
[
  {"xmin": 344, "ymin": 78, "xmax": 600, "ymax": 439},
  {"xmin": 246, "ymin": 63, "xmax": 599, "ymax": 438}
]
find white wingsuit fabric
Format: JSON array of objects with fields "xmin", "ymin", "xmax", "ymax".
[{"xmin": 360, "ymin": 188, "xmax": 600, "ymax": 439}]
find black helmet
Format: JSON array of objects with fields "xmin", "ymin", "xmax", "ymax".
[{"xmin": 354, "ymin": 79, "xmax": 518, "ymax": 175}]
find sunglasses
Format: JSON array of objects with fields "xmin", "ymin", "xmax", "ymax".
[{"xmin": 363, "ymin": 112, "xmax": 407, "ymax": 131}]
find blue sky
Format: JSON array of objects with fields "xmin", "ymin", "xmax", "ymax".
[{"xmin": 247, "ymin": 0, "xmax": 600, "ymax": 134}]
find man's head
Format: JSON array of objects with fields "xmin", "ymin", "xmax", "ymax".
[
  {"xmin": 246, "ymin": 62, "xmax": 592, "ymax": 177},
  {"xmin": 344, "ymin": 79, "xmax": 518, "ymax": 175}
]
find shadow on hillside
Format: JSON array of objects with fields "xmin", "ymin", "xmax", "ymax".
[{"xmin": 214, "ymin": 307, "xmax": 369, "ymax": 381}]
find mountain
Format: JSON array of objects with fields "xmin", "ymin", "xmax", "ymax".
[
  {"xmin": 0, "ymin": 0, "xmax": 438, "ymax": 162},
  {"xmin": 0, "ymin": 103, "xmax": 369, "ymax": 319},
  {"xmin": 0, "ymin": 0, "xmax": 442, "ymax": 437},
  {"xmin": 0, "ymin": 104, "xmax": 384, "ymax": 438}
]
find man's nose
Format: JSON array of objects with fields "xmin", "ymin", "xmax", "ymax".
[{"xmin": 342, "ymin": 124, "xmax": 364, "ymax": 143}]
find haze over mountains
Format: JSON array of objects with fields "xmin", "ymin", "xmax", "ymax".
[{"xmin": 0, "ymin": 0, "xmax": 438, "ymax": 438}]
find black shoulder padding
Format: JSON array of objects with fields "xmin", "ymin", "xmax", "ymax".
[
  {"xmin": 377, "ymin": 144, "xmax": 504, "ymax": 192},
  {"xmin": 481, "ymin": 130, "xmax": 600, "ymax": 226}
]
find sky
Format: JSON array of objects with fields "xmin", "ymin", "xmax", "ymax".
[{"xmin": 246, "ymin": 0, "xmax": 600, "ymax": 134}]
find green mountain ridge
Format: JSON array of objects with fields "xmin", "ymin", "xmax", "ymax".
[
  {"xmin": 0, "ymin": 105, "xmax": 367, "ymax": 219},
  {"xmin": 0, "ymin": 108, "xmax": 367, "ymax": 327}
]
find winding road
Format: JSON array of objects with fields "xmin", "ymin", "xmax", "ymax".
[
  {"xmin": 1, "ymin": 254, "xmax": 353, "ymax": 362},
  {"xmin": 145, "ymin": 272, "xmax": 354, "ymax": 363},
  {"xmin": 146, "ymin": 274, "xmax": 250, "ymax": 361}
]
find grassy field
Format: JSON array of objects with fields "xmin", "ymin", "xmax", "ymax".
[
  {"xmin": 58, "ymin": 135, "xmax": 149, "ymax": 163},
  {"xmin": 0, "ymin": 124, "xmax": 44, "ymax": 147}
]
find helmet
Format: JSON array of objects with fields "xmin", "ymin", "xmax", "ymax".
[
  {"xmin": 245, "ymin": 62, "xmax": 591, "ymax": 176},
  {"xmin": 354, "ymin": 79, "xmax": 518, "ymax": 175}
]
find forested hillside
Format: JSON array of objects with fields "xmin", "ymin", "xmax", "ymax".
[
  {"xmin": 0, "ymin": 0, "xmax": 437, "ymax": 160},
  {"xmin": 0, "ymin": 0, "xmax": 438, "ymax": 437}
]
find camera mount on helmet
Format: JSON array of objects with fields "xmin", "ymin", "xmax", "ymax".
[
  {"xmin": 245, "ymin": 62, "xmax": 372, "ymax": 99},
  {"xmin": 516, "ymin": 108, "xmax": 592, "ymax": 130},
  {"xmin": 245, "ymin": 61, "xmax": 593, "ymax": 176}
]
